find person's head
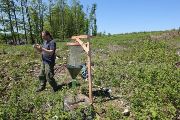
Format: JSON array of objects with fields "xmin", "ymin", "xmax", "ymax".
[{"xmin": 41, "ymin": 30, "xmax": 53, "ymax": 41}]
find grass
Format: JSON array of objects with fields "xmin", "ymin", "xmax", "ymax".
[{"xmin": 0, "ymin": 31, "xmax": 180, "ymax": 119}]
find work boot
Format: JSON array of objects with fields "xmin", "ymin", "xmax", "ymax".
[
  {"xmin": 51, "ymin": 85, "xmax": 60, "ymax": 92},
  {"xmin": 48, "ymin": 79, "xmax": 59, "ymax": 92},
  {"xmin": 36, "ymin": 85, "xmax": 46, "ymax": 92}
]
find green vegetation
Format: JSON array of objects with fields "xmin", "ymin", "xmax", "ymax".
[
  {"xmin": 0, "ymin": 31, "xmax": 180, "ymax": 119},
  {"xmin": 0, "ymin": 0, "xmax": 97, "ymax": 44}
]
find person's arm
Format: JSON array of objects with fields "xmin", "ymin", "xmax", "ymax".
[
  {"xmin": 41, "ymin": 48, "xmax": 54, "ymax": 55},
  {"xmin": 41, "ymin": 41, "xmax": 55, "ymax": 55},
  {"xmin": 34, "ymin": 41, "xmax": 55, "ymax": 55}
]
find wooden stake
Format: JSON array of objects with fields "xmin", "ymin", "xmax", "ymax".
[{"xmin": 87, "ymin": 42, "xmax": 93, "ymax": 104}]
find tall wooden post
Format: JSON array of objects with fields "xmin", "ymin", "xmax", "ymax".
[{"xmin": 87, "ymin": 42, "xmax": 93, "ymax": 104}]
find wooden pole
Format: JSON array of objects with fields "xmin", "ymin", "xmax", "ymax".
[{"xmin": 87, "ymin": 42, "xmax": 93, "ymax": 104}]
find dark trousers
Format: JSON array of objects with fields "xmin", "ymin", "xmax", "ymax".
[{"xmin": 38, "ymin": 63, "xmax": 57, "ymax": 89}]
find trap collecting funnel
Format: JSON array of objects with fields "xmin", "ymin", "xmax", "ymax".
[{"xmin": 67, "ymin": 65, "xmax": 82, "ymax": 79}]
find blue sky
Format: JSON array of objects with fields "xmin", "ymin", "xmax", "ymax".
[{"xmin": 46, "ymin": 0, "xmax": 180, "ymax": 34}]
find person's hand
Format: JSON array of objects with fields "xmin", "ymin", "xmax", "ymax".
[{"xmin": 34, "ymin": 44, "xmax": 42, "ymax": 52}]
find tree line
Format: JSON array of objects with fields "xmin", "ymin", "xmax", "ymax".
[{"xmin": 0, "ymin": 0, "xmax": 97, "ymax": 44}]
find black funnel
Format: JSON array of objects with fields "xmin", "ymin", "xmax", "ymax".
[{"xmin": 67, "ymin": 65, "xmax": 82, "ymax": 79}]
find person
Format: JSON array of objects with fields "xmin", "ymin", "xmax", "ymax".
[{"xmin": 34, "ymin": 30, "xmax": 59, "ymax": 92}]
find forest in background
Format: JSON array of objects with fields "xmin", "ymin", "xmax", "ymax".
[{"xmin": 0, "ymin": 0, "xmax": 97, "ymax": 44}]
